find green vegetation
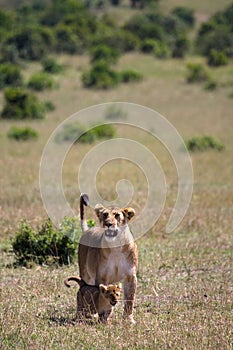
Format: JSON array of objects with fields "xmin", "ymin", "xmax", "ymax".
[
  {"xmin": 207, "ymin": 49, "xmax": 228, "ymax": 67},
  {"xmin": 1, "ymin": 88, "xmax": 45, "ymax": 119},
  {"xmin": 12, "ymin": 217, "xmax": 80, "ymax": 267},
  {"xmin": 186, "ymin": 62, "xmax": 209, "ymax": 83},
  {"xmin": 0, "ymin": 1, "xmax": 232, "ymax": 349},
  {"xmin": 120, "ymin": 69, "xmax": 143, "ymax": 82},
  {"xmin": 28, "ymin": 72, "xmax": 56, "ymax": 91},
  {"xmin": 196, "ymin": 3, "xmax": 233, "ymax": 58},
  {"xmin": 7, "ymin": 126, "xmax": 39, "ymax": 141},
  {"xmin": 0, "ymin": 64, "xmax": 23, "ymax": 88},
  {"xmin": 55, "ymin": 123, "xmax": 116, "ymax": 144},
  {"xmin": 42, "ymin": 56, "xmax": 63, "ymax": 74},
  {"xmin": 186, "ymin": 135, "xmax": 225, "ymax": 152}
]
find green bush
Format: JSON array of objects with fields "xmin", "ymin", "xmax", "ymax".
[
  {"xmin": 28, "ymin": 72, "xmax": 56, "ymax": 91},
  {"xmin": 186, "ymin": 63, "xmax": 209, "ymax": 83},
  {"xmin": 92, "ymin": 29, "xmax": 140, "ymax": 53},
  {"xmin": 153, "ymin": 41, "xmax": 171, "ymax": 58},
  {"xmin": 172, "ymin": 34, "xmax": 190, "ymax": 58},
  {"xmin": 186, "ymin": 135, "xmax": 224, "ymax": 152},
  {"xmin": 90, "ymin": 45, "xmax": 120, "ymax": 64},
  {"xmin": 0, "ymin": 64, "xmax": 24, "ymax": 89},
  {"xmin": 12, "ymin": 217, "xmax": 80, "ymax": 267},
  {"xmin": 204, "ymin": 78, "xmax": 218, "ymax": 91},
  {"xmin": 7, "ymin": 126, "xmax": 38, "ymax": 141},
  {"xmin": 120, "ymin": 69, "xmax": 143, "ymax": 83},
  {"xmin": 196, "ymin": 3, "xmax": 233, "ymax": 57},
  {"xmin": 140, "ymin": 39, "xmax": 157, "ymax": 53},
  {"xmin": 172, "ymin": 7, "xmax": 195, "ymax": 28},
  {"xmin": 207, "ymin": 49, "xmax": 228, "ymax": 67},
  {"xmin": 42, "ymin": 57, "xmax": 63, "ymax": 74},
  {"xmin": 105, "ymin": 105, "xmax": 127, "ymax": 120},
  {"xmin": 82, "ymin": 61, "xmax": 120, "ymax": 89},
  {"xmin": 55, "ymin": 122, "xmax": 116, "ymax": 144},
  {"xmin": 1, "ymin": 88, "xmax": 45, "ymax": 120},
  {"xmin": 43, "ymin": 100, "xmax": 56, "ymax": 112}
]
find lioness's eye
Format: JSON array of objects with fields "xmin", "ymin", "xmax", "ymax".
[
  {"xmin": 103, "ymin": 212, "xmax": 108, "ymax": 218},
  {"xmin": 115, "ymin": 213, "xmax": 120, "ymax": 219}
]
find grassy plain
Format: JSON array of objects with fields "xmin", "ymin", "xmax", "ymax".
[{"xmin": 0, "ymin": 2, "xmax": 233, "ymax": 349}]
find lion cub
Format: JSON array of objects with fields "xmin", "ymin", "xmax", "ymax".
[{"xmin": 64, "ymin": 276, "xmax": 121, "ymax": 323}]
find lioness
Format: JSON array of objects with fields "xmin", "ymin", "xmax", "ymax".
[
  {"xmin": 64, "ymin": 276, "xmax": 121, "ymax": 323},
  {"xmin": 78, "ymin": 194, "xmax": 138, "ymax": 323}
]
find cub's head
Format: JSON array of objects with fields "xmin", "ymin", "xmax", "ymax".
[
  {"xmin": 95, "ymin": 204, "xmax": 135, "ymax": 234},
  {"xmin": 99, "ymin": 284, "xmax": 121, "ymax": 306}
]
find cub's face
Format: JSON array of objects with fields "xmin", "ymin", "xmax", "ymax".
[
  {"xmin": 95, "ymin": 205, "xmax": 135, "ymax": 236},
  {"xmin": 99, "ymin": 284, "xmax": 121, "ymax": 306}
]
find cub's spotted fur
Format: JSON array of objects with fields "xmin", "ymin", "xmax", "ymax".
[{"xmin": 64, "ymin": 276, "xmax": 121, "ymax": 323}]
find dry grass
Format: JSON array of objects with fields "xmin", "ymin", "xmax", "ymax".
[{"xmin": 0, "ymin": 40, "xmax": 233, "ymax": 350}]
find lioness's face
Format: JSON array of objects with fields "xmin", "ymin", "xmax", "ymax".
[{"xmin": 94, "ymin": 204, "xmax": 135, "ymax": 238}]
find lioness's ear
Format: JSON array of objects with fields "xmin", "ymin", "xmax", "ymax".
[
  {"xmin": 99, "ymin": 284, "xmax": 107, "ymax": 294},
  {"xmin": 123, "ymin": 207, "xmax": 135, "ymax": 221},
  {"xmin": 95, "ymin": 204, "xmax": 105, "ymax": 219}
]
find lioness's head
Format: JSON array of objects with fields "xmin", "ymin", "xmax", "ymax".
[
  {"xmin": 94, "ymin": 204, "xmax": 135, "ymax": 238},
  {"xmin": 99, "ymin": 284, "xmax": 121, "ymax": 306}
]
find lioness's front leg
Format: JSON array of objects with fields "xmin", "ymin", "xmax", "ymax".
[{"xmin": 123, "ymin": 274, "xmax": 137, "ymax": 323}]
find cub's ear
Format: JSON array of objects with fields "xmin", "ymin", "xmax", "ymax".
[
  {"xmin": 99, "ymin": 284, "xmax": 107, "ymax": 294},
  {"xmin": 95, "ymin": 204, "xmax": 105, "ymax": 219},
  {"xmin": 123, "ymin": 207, "xmax": 135, "ymax": 221}
]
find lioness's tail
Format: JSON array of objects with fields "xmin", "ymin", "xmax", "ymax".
[
  {"xmin": 64, "ymin": 276, "xmax": 82, "ymax": 288},
  {"xmin": 80, "ymin": 193, "xmax": 89, "ymax": 232}
]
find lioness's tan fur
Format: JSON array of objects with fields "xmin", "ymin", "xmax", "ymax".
[{"xmin": 78, "ymin": 194, "xmax": 138, "ymax": 323}]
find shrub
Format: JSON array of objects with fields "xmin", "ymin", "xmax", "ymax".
[
  {"xmin": 120, "ymin": 69, "xmax": 143, "ymax": 83},
  {"xmin": 12, "ymin": 218, "xmax": 80, "ymax": 267},
  {"xmin": 28, "ymin": 72, "xmax": 56, "ymax": 91},
  {"xmin": 207, "ymin": 49, "xmax": 228, "ymax": 67},
  {"xmin": 172, "ymin": 34, "xmax": 190, "ymax": 58},
  {"xmin": 172, "ymin": 7, "xmax": 195, "ymax": 28},
  {"xmin": 43, "ymin": 100, "xmax": 56, "ymax": 112},
  {"xmin": 55, "ymin": 122, "xmax": 116, "ymax": 144},
  {"xmin": 186, "ymin": 135, "xmax": 224, "ymax": 152},
  {"xmin": 92, "ymin": 29, "xmax": 140, "ymax": 52},
  {"xmin": 204, "ymin": 78, "xmax": 218, "ymax": 91},
  {"xmin": 7, "ymin": 126, "xmax": 38, "ymax": 141},
  {"xmin": 186, "ymin": 63, "xmax": 209, "ymax": 83},
  {"xmin": 42, "ymin": 57, "xmax": 63, "ymax": 73},
  {"xmin": 1, "ymin": 88, "xmax": 45, "ymax": 120},
  {"xmin": 90, "ymin": 45, "xmax": 120, "ymax": 64},
  {"xmin": 105, "ymin": 105, "xmax": 127, "ymax": 120},
  {"xmin": 82, "ymin": 61, "xmax": 120, "ymax": 89},
  {"xmin": 140, "ymin": 39, "xmax": 157, "ymax": 53},
  {"xmin": 0, "ymin": 64, "xmax": 23, "ymax": 89},
  {"xmin": 154, "ymin": 41, "xmax": 171, "ymax": 58}
]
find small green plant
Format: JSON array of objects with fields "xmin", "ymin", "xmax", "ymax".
[
  {"xmin": 105, "ymin": 105, "xmax": 127, "ymax": 120},
  {"xmin": 204, "ymin": 78, "xmax": 218, "ymax": 91},
  {"xmin": 43, "ymin": 100, "xmax": 56, "ymax": 112},
  {"xmin": 90, "ymin": 45, "xmax": 120, "ymax": 64},
  {"xmin": 55, "ymin": 122, "xmax": 116, "ymax": 144},
  {"xmin": 1, "ymin": 88, "xmax": 45, "ymax": 119},
  {"xmin": 140, "ymin": 39, "xmax": 157, "ymax": 53},
  {"xmin": 207, "ymin": 49, "xmax": 228, "ymax": 67},
  {"xmin": 12, "ymin": 218, "xmax": 79, "ymax": 267},
  {"xmin": 186, "ymin": 63, "xmax": 209, "ymax": 83},
  {"xmin": 82, "ymin": 61, "xmax": 120, "ymax": 89},
  {"xmin": 153, "ymin": 41, "xmax": 171, "ymax": 58},
  {"xmin": 7, "ymin": 126, "xmax": 38, "ymax": 141},
  {"xmin": 42, "ymin": 57, "xmax": 63, "ymax": 74},
  {"xmin": 120, "ymin": 69, "xmax": 143, "ymax": 83},
  {"xmin": 0, "ymin": 64, "xmax": 23, "ymax": 89},
  {"xmin": 186, "ymin": 135, "xmax": 224, "ymax": 152},
  {"xmin": 28, "ymin": 72, "xmax": 56, "ymax": 91}
]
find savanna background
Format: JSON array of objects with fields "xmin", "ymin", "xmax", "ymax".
[{"xmin": 0, "ymin": 0, "xmax": 232, "ymax": 349}]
